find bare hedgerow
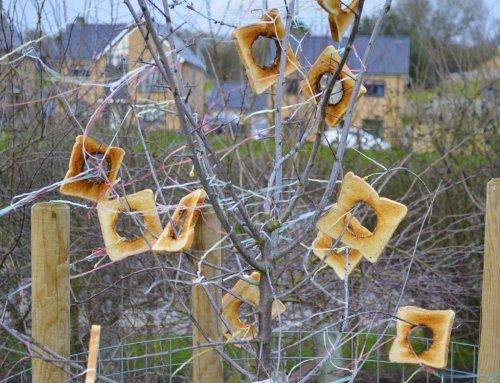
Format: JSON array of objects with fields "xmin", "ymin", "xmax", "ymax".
[{"xmin": 0, "ymin": 0, "xmax": 498, "ymax": 381}]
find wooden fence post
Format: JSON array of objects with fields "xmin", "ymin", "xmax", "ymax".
[
  {"xmin": 192, "ymin": 207, "xmax": 223, "ymax": 383},
  {"xmin": 31, "ymin": 202, "xmax": 70, "ymax": 383},
  {"xmin": 478, "ymin": 179, "xmax": 500, "ymax": 383}
]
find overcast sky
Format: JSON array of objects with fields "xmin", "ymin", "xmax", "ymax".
[{"xmin": 13, "ymin": 0, "xmax": 500, "ymax": 39}]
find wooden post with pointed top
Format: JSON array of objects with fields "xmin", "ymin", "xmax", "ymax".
[
  {"xmin": 31, "ymin": 202, "xmax": 70, "ymax": 383},
  {"xmin": 478, "ymin": 179, "xmax": 500, "ymax": 382},
  {"xmin": 191, "ymin": 207, "xmax": 223, "ymax": 383}
]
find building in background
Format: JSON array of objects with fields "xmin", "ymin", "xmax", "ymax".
[
  {"xmin": 268, "ymin": 34, "xmax": 411, "ymax": 144},
  {"xmin": 46, "ymin": 18, "xmax": 206, "ymax": 130}
]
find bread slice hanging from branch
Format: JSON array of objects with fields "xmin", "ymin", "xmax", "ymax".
[
  {"xmin": 222, "ymin": 272, "xmax": 286, "ymax": 343},
  {"xmin": 152, "ymin": 189, "xmax": 207, "ymax": 253},
  {"xmin": 302, "ymin": 45, "xmax": 366, "ymax": 127},
  {"xmin": 312, "ymin": 212, "xmax": 369, "ymax": 279},
  {"xmin": 232, "ymin": 8, "xmax": 300, "ymax": 94},
  {"xmin": 60, "ymin": 135, "xmax": 125, "ymax": 202},
  {"xmin": 316, "ymin": 172, "xmax": 407, "ymax": 263},
  {"xmin": 389, "ymin": 306, "xmax": 455, "ymax": 369},
  {"xmin": 317, "ymin": 0, "xmax": 360, "ymax": 42},
  {"xmin": 97, "ymin": 189, "xmax": 162, "ymax": 261}
]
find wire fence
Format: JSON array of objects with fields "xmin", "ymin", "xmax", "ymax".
[{"xmin": 3, "ymin": 331, "xmax": 478, "ymax": 383}]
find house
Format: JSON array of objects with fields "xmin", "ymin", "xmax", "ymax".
[
  {"xmin": 267, "ymin": 34, "xmax": 410, "ymax": 144},
  {"xmin": 46, "ymin": 18, "xmax": 206, "ymax": 130}
]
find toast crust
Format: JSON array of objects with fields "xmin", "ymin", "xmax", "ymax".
[
  {"xmin": 302, "ymin": 45, "xmax": 366, "ymax": 127},
  {"xmin": 152, "ymin": 189, "xmax": 207, "ymax": 253},
  {"xmin": 232, "ymin": 8, "xmax": 300, "ymax": 94},
  {"xmin": 60, "ymin": 135, "xmax": 125, "ymax": 202},
  {"xmin": 389, "ymin": 306, "xmax": 455, "ymax": 369},
  {"xmin": 316, "ymin": 172, "xmax": 407, "ymax": 263},
  {"xmin": 222, "ymin": 272, "xmax": 286, "ymax": 342},
  {"xmin": 97, "ymin": 189, "xmax": 162, "ymax": 261}
]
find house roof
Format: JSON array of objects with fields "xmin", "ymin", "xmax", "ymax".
[
  {"xmin": 49, "ymin": 19, "xmax": 206, "ymax": 72},
  {"xmin": 286, "ymin": 34, "xmax": 410, "ymax": 76},
  {"xmin": 207, "ymin": 82, "xmax": 268, "ymax": 113},
  {"xmin": 50, "ymin": 20, "xmax": 127, "ymax": 60}
]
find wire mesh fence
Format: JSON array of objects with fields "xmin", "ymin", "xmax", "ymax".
[{"xmin": 3, "ymin": 331, "xmax": 478, "ymax": 382}]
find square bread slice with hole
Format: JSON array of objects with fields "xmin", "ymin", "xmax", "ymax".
[
  {"xmin": 222, "ymin": 272, "xmax": 286, "ymax": 343},
  {"xmin": 152, "ymin": 189, "xmax": 207, "ymax": 253},
  {"xmin": 302, "ymin": 45, "xmax": 366, "ymax": 127},
  {"xmin": 389, "ymin": 306, "xmax": 455, "ymax": 369},
  {"xmin": 97, "ymin": 189, "xmax": 162, "ymax": 261},
  {"xmin": 60, "ymin": 135, "xmax": 125, "ymax": 202},
  {"xmin": 316, "ymin": 172, "xmax": 407, "ymax": 263},
  {"xmin": 232, "ymin": 8, "xmax": 300, "ymax": 94}
]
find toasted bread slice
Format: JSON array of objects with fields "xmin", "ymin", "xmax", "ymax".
[
  {"xmin": 97, "ymin": 189, "xmax": 162, "ymax": 261},
  {"xmin": 316, "ymin": 172, "xmax": 407, "ymax": 263},
  {"xmin": 312, "ymin": 214, "xmax": 369, "ymax": 279},
  {"xmin": 389, "ymin": 306, "xmax": 455, "ymax": 369},
  {"xmin": 317, "ymin": 0, "xmax": 359, "ymax": 41},
  {"xmin": 232, "ymin": 8, "xmax": 300, "ymax": 94},
  {"xmin": 302, "ymin": 45, "xmax": 366, "ymax": 127},
  {"xmin": 317, "ymin": 0, "xmax": 340, "ymax": 16},
  {"xmin": 60, "ymin": 135, "xmax": 125, "ymax": 202},
  {"xmin": 152, "ymin": 189, "xmax": 207, "ymax": 253},
  {"xmin": 328, "ymin": 1, "xmax": 359, "ymax": 41},
  {"xmin": 222, "ymin": 272, "xmax": 286, "ymax": 342}
]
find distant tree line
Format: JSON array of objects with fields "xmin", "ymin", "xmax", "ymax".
[{"xmin": 359, "ymin": 0, "xmax": 498, "ymax": 86}]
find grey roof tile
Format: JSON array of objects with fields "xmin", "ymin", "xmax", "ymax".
[
  {"xmin": 52, "ymin": 22, "xmax": 126, "ymax": 60},
  {"xmin": 283, "ymin": 34, "xmax": 410, "ymax": 76},
  {"xmin": 51, "ymin": 21, "xmax": 206, "ymax": 72}
]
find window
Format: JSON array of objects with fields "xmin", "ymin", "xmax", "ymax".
[
  {"xmin": 363, "ymin": 119, "xmax": 384, "ymax": 138},
  {"xmin": 70, "ymin": 65, "xmax": 90, "ymax": 77},
  {"xmin": 365, "ymin": 81, "xmax": 385, "ymax": 97},
  {"xmin": 139, "ymin": 71, "xmax": 168, "ymax": 93},
  {"xmin": 286, "ymin": 78, "xmax": 299, "ymax": 94}
]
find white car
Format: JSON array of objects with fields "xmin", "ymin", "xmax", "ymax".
[{"xmin": 322, "ymin": 129, "xmax": 390, "ymax": 150}]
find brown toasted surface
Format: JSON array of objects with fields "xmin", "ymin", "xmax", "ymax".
[
  {"xmin": 97, "ymin": 189, "xmax": 162, "ymax": 261},
  {"xmin": 318, "ymin": 0, "xmax": 359, "ymax": 42},
  {"xmin": 316, "ymin": 172, "xmax": 407, "ymax": 263},
  {"xmin": 222, "ymin": 272, "xmax": 286, "ymax": 342},
  {"xmin": 232, "ymin": 8, "xmax": 299, "ymax": 94},
  {"xmin": 302, "ymin": 46, "xmax": 366, "ymax": 127},
  {"xmin": 152, "ymin": 189, "xmax": 207, "ymax": 253},
  {"xmin": 389, "ymin": 306, "xmax": 455, "ymax": 369},
  {"xmin": 312, "ymin": 213, "xmax": 370, "ymax": 279},
  {"xmin": 60, "ymin": 135, "xmax": 125, "ymax": 202}
]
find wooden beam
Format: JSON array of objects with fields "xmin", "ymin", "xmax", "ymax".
[
  {"xmin": 478, "ymin": 179, "xmax": 500, "ymax": 383},
  {"xmin": 31, "ymin": 202, "xmax": 70, "ymax": 383},
  {"xmin": 192, "ymin": 207, "xmax": 223, "ymax": 383}
]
